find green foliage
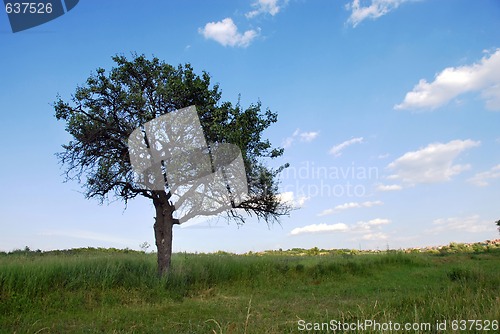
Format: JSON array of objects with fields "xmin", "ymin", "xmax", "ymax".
[
  {"xmin": 306, "ymin": 246, "xmax": 320, "ymax": 256},
  {"xmin": 438, "ymin": 241, "xmax": 499, "ymax": 254},
  {"xmin": 54, "ymin": 53, "xmax": 289, "ymax": 223},
  {"xmin": 447, "ymin": 267, "xmax": 479, "ymax": 282}
]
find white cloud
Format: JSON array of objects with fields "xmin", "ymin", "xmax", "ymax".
[
  {"xmin": 481, "ymin": 83, "xmax": 500, "ymax": 110},
  {"xmin": 300, "ymin": 131, "xmax": 320, "ymax": 142},
  {"xmin": 387, "ymin": 139, "xmax": 480, "ymax": 185},
  {"xmin": 278, "ymin": 191, "xmax": 309, "ymax": 208},
  {"xmin": 363, "ymin": 218, "xmax": 391, "ymax": 226},
  {"xmin": 427, "ymin": 215, "xmax": 494, "ymax": 234},
  {"xmin": 352, "ymin": 219, "xmax": 391, "ymax": 241},
  {"xmin": 329, "ymin": 137, "xmax": 364, "ymax": 157},
  {"xmin": 199, "ymin": 18, "xmax": 259, "ymax": 47},
  {"xmin": 290, "ymin": 223, "xmax": 349, "ymax": 236},
  {"xmin": 282, "ymin": 128, "xmax": 319, "ymax": 148},
  {"xmin": 246, "ymin": 0, "xmax": 286, "ymax": 18},
  {"xmin": 468, "ymin": 164, "xmax": 500, "ymax": 186},
  {"xmin": 362, "ymin": 201, "xmax": 384, "ymax": 208},
  {"xmin": 201, "ymin": 0, "xmax": 288, "ymax": 47},
  {"xmin": 290, "ymin": 218, "xmax": 390, "ymax": 236},
  {"xmin": 345, "ymin": 0, "xmax": 415, "ymax": 27},
  {"xmin": 360, "ymin": 232, "xmax": 389, "ymax": 240},
  {"xmin": 376, "ymin": 183, "xmax": 403, "ymax": 191},
  {"xmin": 353, "ymin": 218, "xmax": 391, "ymax": 231},
  {"xmin": 378, "ymin": 153, "xmax": 390, "ymax": 159},
  {"xmin": 395, "ymin": 49, "xmax": 500, "ymax": 111},
  {"xmin": 317, "ymin": 200, "xmax": 383, "ymax": 216},
  {"xmin": 282, "ymin": 137, "xmax": 294, "ymax": 149}
]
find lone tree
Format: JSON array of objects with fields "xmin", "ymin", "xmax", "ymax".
[{"xmin": 55, "ymin": 54, "xmax": 290, "ymax": 276}]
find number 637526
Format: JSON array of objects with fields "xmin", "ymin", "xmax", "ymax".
[{"xmin": 5, "ymin": 2, "xmax": 53, "ymax": 14}]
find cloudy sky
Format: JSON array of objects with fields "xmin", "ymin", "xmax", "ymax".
[{"xmin": 1, "ymin": 0, "xmax": 499, "ymax": 253}]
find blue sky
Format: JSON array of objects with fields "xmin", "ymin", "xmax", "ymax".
[{"xmin": 1, "ymin": 0, "xmax": 499, "ymax": 253}]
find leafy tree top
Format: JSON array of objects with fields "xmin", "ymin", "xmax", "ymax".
[{"xmin": 55, "ymin": 54, "xmax": 290, "ymax": 224}]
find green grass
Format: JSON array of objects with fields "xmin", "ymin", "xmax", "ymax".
[{"xmin": 0, "ymin": 246, "xmax": 499, "ymax": 333}]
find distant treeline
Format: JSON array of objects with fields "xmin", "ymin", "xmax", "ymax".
[{"xmin": 2, "ymin": 240, "xmax": 499, "ymax": 257}]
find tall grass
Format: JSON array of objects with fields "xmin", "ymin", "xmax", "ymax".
[
  {"xmin": 1, "ymin": 247, "xmax": 499, "ymax": 333},
  {"xmin": 0, "ymin": 250, "xmax": 425, "ymax": 310}
]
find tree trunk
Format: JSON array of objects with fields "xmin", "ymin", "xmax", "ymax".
[{"xmin": 153, "ymin": 194, "xmax": 178, "ymax": 277}]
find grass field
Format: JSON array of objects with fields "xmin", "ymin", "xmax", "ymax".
[{"xmin": 0, "ymin": 243, "xmax": 499, "ymax": 333}]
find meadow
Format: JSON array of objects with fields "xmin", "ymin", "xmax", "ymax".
[{"xmin": 0, "ymin": 242, "xmax": 499, "ymax": 333}]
